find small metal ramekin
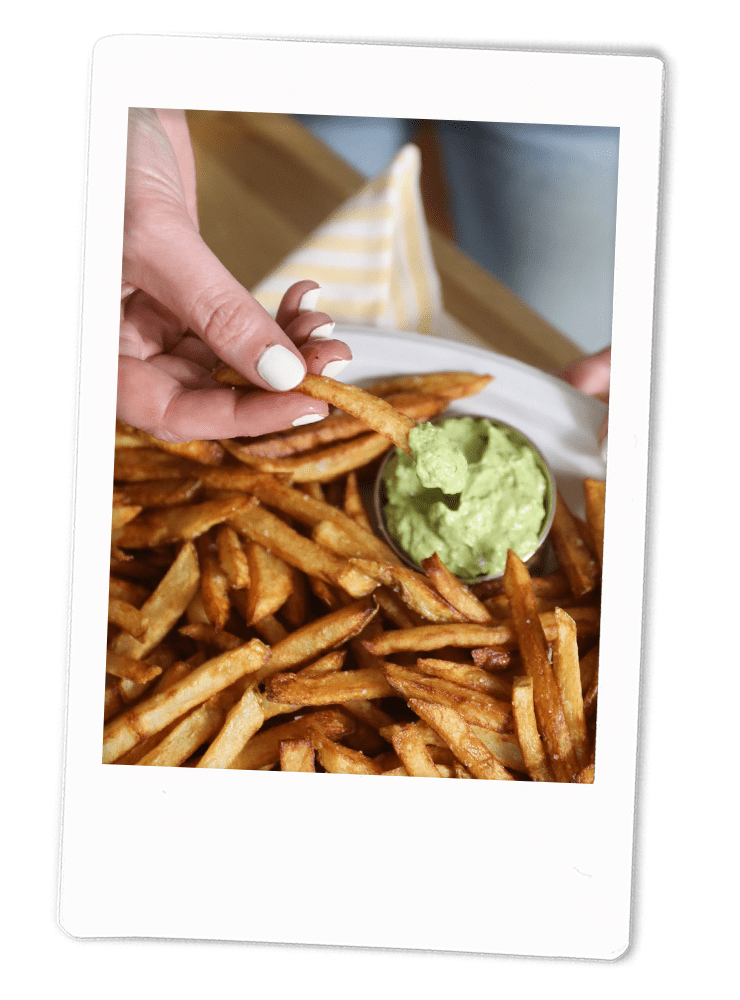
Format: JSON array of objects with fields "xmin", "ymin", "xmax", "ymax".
[{"xmin": 371, "ymin": 414, "xmax": 556, "ymax": 584}]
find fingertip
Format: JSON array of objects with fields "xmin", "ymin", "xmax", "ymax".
[
  {"xmin": 256, "ymin": 343, "xmax": 307, "ymax": 391},
  {"xmin": 300, "ymin": 338, "xmax": 353, "ymax": 378},
  {"xmin": 275, "ymin": 280, "xmax": 322, "ymax": 329}
]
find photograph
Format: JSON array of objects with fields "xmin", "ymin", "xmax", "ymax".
[{"xmin": 58, "ymin": 36, "xmax": 662, "ymax": 959}]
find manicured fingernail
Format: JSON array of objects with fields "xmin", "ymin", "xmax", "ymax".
[
  {"xmin": 600, "ymin": 433, "xmax": 608, "ymax": 463},
  {"xmin": 298, "ymin": 287, "xmax": 321, "ymax": 313},
  {"xmin": 309, "ymin": 321, "xmax": 335, "ymax": 340},
  {"xmin": 257, "ymin": 344, "xmax": 306, "ymax": 390},
  {"xmin": 321, "ymin": 359, "xmax": 350, "ymax": 379},
  {"xmin": 292, "ymin": 413, "xmax": 324, "ymax": 427}
]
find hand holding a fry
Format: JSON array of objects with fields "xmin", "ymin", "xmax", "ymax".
[{"xmin": 118, "ymin": 108, "xmax": 352, "ymax": 442}]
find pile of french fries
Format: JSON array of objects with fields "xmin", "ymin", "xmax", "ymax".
[{"xmin": 105, "ymin": 371, "xmax": 605, "ymax": 781}]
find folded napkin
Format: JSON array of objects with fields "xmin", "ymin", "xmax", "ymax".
[{"xmin": 251, "ymin": 144, "xmax": 443, "ymax": 334}]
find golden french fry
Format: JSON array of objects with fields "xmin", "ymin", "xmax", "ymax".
[
  {"xmin": 343, "ymin": 470, "xmax": 374, "ymax": 532},
  {"xmin": 197, "ymin": 688, "xmax": 265, "ymax": 768},
  {"xmin": 469, "ymin": 648, "xmax": 512, "ymax": 670},
  {"xmin": 228, "ymin": 498, "xmax": 376, "ymax": 598},
  {"xmin": 298, "ymin": 649, "xmax": 347, "ymax": 677},
  {"xmin": 214, "ymin": 523, "xmax": 250, "ymax": 589},
  {"xmin": 178, "ymin": 623, "xmax": 243, "ymax": 651},
  {"xmin": 102, "ymin": 638, "xmax": 268, "ymax": 763},
  {"xmin": 229, "ymin": 709, "xmax": 355, "ymax": 770},
  {"xmin": 421, "ymin": 553, "xmax": 494, "ymax": 623},
  {"xmin": 584, "ymin": 478, "xmax": 606, "ymax": 568},
  {"xmin": 114, "ymin": 447, "xmax": 200, "ymax": 482},
  {"xmin": 109, "ymin": 576, "xmax": 150, "ymax": 607},
  {"xmin": 105, "ymin": 650, "xmax": 161, "ymax": 685},
  {"xmin": 196, "ymin": 534, "xmax": 231, "ymax": 631},
  {"xmin": 504, "ymin": 550, "xmax": 577, "ymax": 782},
  {"xmin": 242, "ymin": 540, "xmax": 294, "ymax": 625},
  {"xmin": 350, "ymin": 558, "xmax": 467, "ymax": 624},
  {"xmin": 389, "ymin": 723, "xmax": 443, "ymax": 778},
  {"xmin": 137, "ymin": 693, "xmax": 233, "ymax": 767},
  {"xmin": 110, "ymin": 542, "xmax": 200, "ymax": 660},
  {"xmin": 309, "ymin": 726, "xmax": 382, "ymax": 775},
  {"xmin": 367, "ymin": 371, "xmax": 494, "ymax": 400},
  {"xmin": 511, "ymin": 677, "xmax": 555, "ymax": 782},
  {"xmin": 113, "ymin": 478, "xmax": 203, "ymax": 509},
  {"xmin": 117, "ymin": 496, "xmax": 250, "ymax": 549},
  {"xmin": 415, "ymin": 658, "xmax": 512, "ymax": 700},
  {"xmin": 108, "ymin": 597, "xmax": 148, "ymax": 640},
  {"xmin": 550, "ymin": 491, "xmax": 599, "ymax": 597},
  {"xmin": 407, "ymin": 700, "xmax": 513, "ymax": 780},
  {"xmin": 383, "ymin": 662, "xmax": 511, "ymax": 733},
  {"xmin": 229, "ymin": 432, "xmax": 394, "ymax": 482},
  {"xmin": 265, "ymin": 668, "xmax": 395, "ymax": 706},
  {"xmin": 111, "ymin": 505, "xmax": 142, "ymax": 535},
  {"xmin": 552, "ymin": 607, "xmax": 590, "ymax": 770},
  {"xmin": 135, "ymin": 433, "xmax": 224, "ymax": 467},
  {"xmin": 280, "ymin": 739, "xmax": 316, "ymax": 772},
  {"xmin": 579, "ymin": 643, "xmax": 599, "ymax": 695}
]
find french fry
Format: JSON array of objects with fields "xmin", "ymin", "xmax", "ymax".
[
  {"xmin": 196, "ymin": 533, "xmax": 231, "ymax": 631},
  {"xmin": 107, "ymin": 597, "xmax": 148, "ymax": 640},
  {"xmin": 109, "ymin": 576, "xmax": 150, "ymax": 607},
  {"xmin": 178, "ymin": 623, "xmax": 243, "ymax": 651},
  {"xmin": 421, "ymin": 553, "xmax": 494, "ymax": 623},
  {"xmin": 280, "ymin": 739, "xmax": 316, "ymax": 772},
  {"xmin": 511, "ymin": 677, "xmax": 555, "ymax": 782},
  {"xmin": 344, "ymin": 470, "xmax": 374, "ymax": 533},
  {"xmin": 408, "ymin": 700, "xmax": 513, "ymax": 780},
  {"xmin": 309, "ymin": 726, "xmax": 382, "ymax": 775},
  {"xmin": 113, "ymin": 478, "xmax": 203, "ymax": 508},
  {"xmin": 110, "ymin": 542, "xmax": 200, "ymax": 660},
  {"xmin": 504, "ymin": 550, "xmax": 577, "ymax": 782},
  {"xmin": 229, "ymin": 709, "xmax": 355, "ymax": 770},
  {"xmin": 215, "ymin": 524, "xmax": 250, "ymax": 589},
  {"xmin": 137, "ymin": 692, "xmax": 233, "ymax": 767},
  {"xmin": 298, "ymin": 649, "xmax": 347, "ymax": 677},
  {"xmin": 389, "ymin": 723, "xmax": 443, "ymax": 778},
  {"xmin": 111, "ymin": 505, "xmax": 142, "ymax": 535},
  {"xmin": 228, "ymin": 498, "xmax": 376, "ymax": 598},
  {"xmin": 102, "ymin": 638, "xmax": 268, "ymax": 763},
  {"xmin": 105, "ymin": 650, "xmax": 162, "ymax": 685},
  {"xmin": 116, "ymin": 496, "xmax": 250, "ymax": 549},
  {"xmin": 228, "ymin": 432, "xmax": 394, "ymax": 482},
  {"xmin": 265, "ymin": 668, "xmax": 395, "ymax": 706},
  {"xmin": 242, "ymin": 540, "xmax": 294, "ymax": 625},
  {"xmin": 470, "ymin": 648, "xmax": 512, "ymax": 670},
  {"xmin": 383, "ymin": 662, "xmax": 511, "ymax": 732},
  {"xmin": 584, "ymin": 478, "xmax": 606, "ymax": 568},
  {"xmin": 293, "ymin": 374, "xmax": 416, "ymax": 454},
  {"xmin": 550, "ymin": 490, "xmax": 599, "ymax": 597},
  {"xmin": 367, "ymin": 371, "xmax": 494, "ymax": 400},
  {"xmin": 113, "ymin": 447, "xmax": 200, "ymax": 482},
  {"xmin": 552, "ymin": 607, "xmax": 589, "ymax": 770},
  {"xmin": 350, "ymin": 558, "xmax": 468, "ymax": 624},
  {"xmin": 197, "ymin": 688, "xmax": 265, "ymax": 768},
  {"xmin": 415, "ymin": 658, "xmax": 512, "ymax": 700}
]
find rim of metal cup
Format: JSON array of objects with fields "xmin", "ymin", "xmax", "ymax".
[{"xmin": 371, "ymin": 413, "xmax": 557, "ymax": 584}]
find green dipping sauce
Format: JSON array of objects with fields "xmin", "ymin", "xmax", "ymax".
[{"xmin": 383, "ymin": 417, "xmax": 549, "ymax": 580}]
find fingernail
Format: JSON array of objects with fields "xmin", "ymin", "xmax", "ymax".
[
  {"xmin": 257, "ymin": 344, "xmax": 306, "ymax": 390},
  {"xmin": 309, "ymin": 321, "xmax": 335, "ymax": 340},
  {"xmin": 600, "ymin": 433, "xmax": 608, "ymax": 463},
  {"xmin": 320, "ymin": 359, "xmax": 350, "ymax": 379},
  {"xmin": 298, "ymin": 287, "xmax": 321, "ymax": 313},
  {"xmin": 292, "ymin": 413, "xmax": 324, "ymax": 427}
]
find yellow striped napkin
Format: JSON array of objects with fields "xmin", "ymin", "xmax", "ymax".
[{"xmin": 251, "ymin": 144, "xmax": 443, "ymax": 334}]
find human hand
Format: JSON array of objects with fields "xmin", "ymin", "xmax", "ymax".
[
  {"xmin": 558, "ymin": 346, "xmax": 610, "ymax": 444},
  {"xmin": 118, "ymin": 108, "xmax": 352, "ymax": 442}
]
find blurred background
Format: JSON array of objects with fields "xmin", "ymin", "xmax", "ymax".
[{"xmin": 295, "ymin": 115, "xmax": 619, "ymax": 355}]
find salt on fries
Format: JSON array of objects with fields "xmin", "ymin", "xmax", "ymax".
[{"xmin": 105, "ymin": 370, "xmax": 603, "ymax": 782}]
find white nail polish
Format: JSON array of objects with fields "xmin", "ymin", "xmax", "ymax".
[
  {"xmin": 292, "ymin": 413, "xmax": 324, "ymax": 427},
  {"xmin": 600, "ymin": 433, "xmax": 608, "ymax": 463},
  {"xmin": 257, "ymin": 344, "xmax": 306, "ymax": 390},
  {"xmin": 298, "ymin": 287, "xmax": 321, "ymax": 313},
  {"xmin": 309, "ymin": 322, "xmax": 335, "ymax": 340},
  {"xmin": 320, "ymin": 359, "xmax": 350, "ymax": 379}
]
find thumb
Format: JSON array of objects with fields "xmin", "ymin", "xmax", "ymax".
[{"xmin": 124, "ymin": 192, "xmax": 306, "ymax": 391}]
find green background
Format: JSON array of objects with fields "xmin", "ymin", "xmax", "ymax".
[{"xmin": 8, "ymin": 0, "xmax": 737, "ymax": 1000}]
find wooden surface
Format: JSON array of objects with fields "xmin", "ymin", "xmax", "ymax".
[{"xmin": 186, "ymin": 110, "xmax": 583, "ymax": 371}]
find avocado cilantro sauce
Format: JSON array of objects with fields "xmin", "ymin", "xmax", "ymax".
[{"xmin": 383, "ymin": 417, "xmax": 550, "ymax": 580}]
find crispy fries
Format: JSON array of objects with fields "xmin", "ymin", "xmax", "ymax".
[{"xmin": 104, "ymin": 369, "xmax": 603, "ymax": 781}]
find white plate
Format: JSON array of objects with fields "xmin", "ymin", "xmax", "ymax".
[{"xmin": 336, "ymin": 325, "xmax": 607, "ymax": 518}]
